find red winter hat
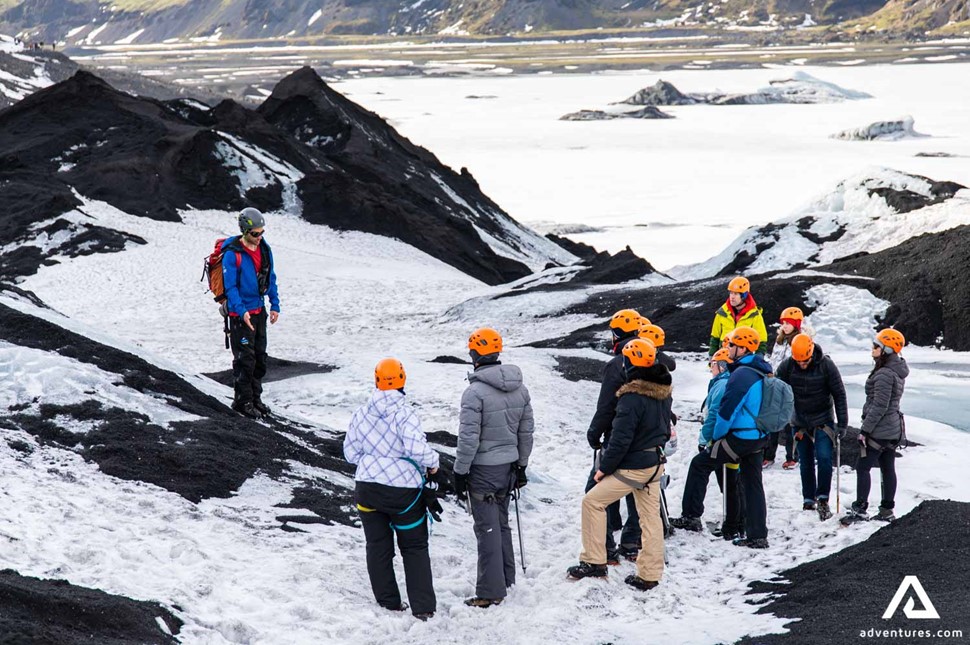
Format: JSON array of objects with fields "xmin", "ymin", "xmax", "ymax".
[{"xmin": 781, "ymin": 317, "xmax": 802, "ymax": 330}]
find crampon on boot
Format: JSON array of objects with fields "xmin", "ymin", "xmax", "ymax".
[
  {"xmin": 567, "ymin": 562, "xmax": 608, "ymax": 580},
  {"xmin": 817, "ymin": 500, "xmax": 833, "ymax": 521}
]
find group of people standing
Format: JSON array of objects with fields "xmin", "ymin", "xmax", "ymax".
[{"xmin": 337, "ymin": 270, "xmax": 910, "ymax": 617}]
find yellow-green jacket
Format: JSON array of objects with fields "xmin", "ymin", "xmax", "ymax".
[{"xmin": 708, "ymin": 298, "xmax": 768, "ymax": 355}]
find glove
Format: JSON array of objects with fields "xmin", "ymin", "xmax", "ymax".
[
  {"xmin": 423, "ymin": 486, "xmax": 444, "ymax": 522},
  {"xmin": 836, "ymin": 425, "xmax": 848, "ymax": 440},
  {"xmin": 586, "ymin": 430, "xmax": 602, "ymax": 450},
  {"xmin": 698, "ymin": 444, "xmax": 707, "ymax": 454},
  {"xmin": 665, "ymin": 434, "xmax": 678, "ymax": 457},
  {"xmin": 515, "ymin": 465, "xmax": 528, "ymax": 489},
  {"xmin": 453, "ymin": 471, "xmax": 468, "ymax": 502}
]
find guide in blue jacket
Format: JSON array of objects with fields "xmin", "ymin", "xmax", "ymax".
[
  {"xmin": 709, "ymin": 326, "xmax": 772, "ymax": 548},
  {"xmin": 222, "ymin": 208, "xmax": 281, "ymax": 418}
]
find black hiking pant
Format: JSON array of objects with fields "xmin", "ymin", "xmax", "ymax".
[
  {"xmin": 470, "ymin": 463, "xmax": 516, "ymax": 600},
  {"xmin": 855, "ymin": 446, "xmax": 898, "ymax": 510},
  {"xmin": 713, "ymin": 435, "xmax": 768, "ymax": 540},
  {"xmin": 681, "ymin": 448, "xmax": 743, "ymax": 534},
  {"xmin": 355, "ymin": 481, "xmax": 435, "ymax": 616},
  {"xmin": 229, "ymin": 309, "xmax": 268, "ymax": 405}
]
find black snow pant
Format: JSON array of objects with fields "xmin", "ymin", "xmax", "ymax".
[
  {"xmin": 229, "ymin": 309, "xmax": 268, "ymax": 405},
  {"xmin": 681, "ymin": 448, "xmax": 743, "ymax": 534},
  {"xmin": 855, "ymin": 446, "xmax": 898, "ymax": 510},
  {"xmin": 355, "ymin": 481, "xmax": 435, "ymax": 616},
  {"xmin": 470, "ymin": 463, "xmax": 516, "ymax": 600},
  {"xmin": 714, "ymin": 435, "xmax": 768, "ymax": 540},
  {"xmin": 764, "ymin": 426, "xmax": 795, "ymax": 463}
]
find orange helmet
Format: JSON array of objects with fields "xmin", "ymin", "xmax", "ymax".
[
  {"xmin": 711, "ymin": 348, "xmax": 733, "ymax": 364},
  {"xmin": 610, "ymin": 309, "xmax": 642, "ymax": 334},
  {"xmin": 622, "ymin": 338, "xmax": 656, "ymax": 369},
  {"xmin": 780, "ymin": 307, "xmax": 804, "ymax": 322},
  {"xmin": 468, "ymin": 328, "xmax": 503, "ymax": 355},
  {"xmin": 874, "ymin": 328, "xmax": 905, "ymax": 354},
  {"xmin": 728, "ymin": 276, "xmax": 750, "ymax": 294},
  {"xmin": 721, "ymin": 330, "xmax": 735, "ymax": 348},
  {"xmin": 791, "ymin": 334, "xmax": 815, "ymax": 362},
  {"xmin": 638, "ymin": 323, "xmax": 665, "ymax": 348},
  {"xmin": 729, "ymin": 326, "xmax": 760, "ymax": 353},
  {"xmin": 375, "ymin": 358, "xmax": 406, "ymax": 391}
]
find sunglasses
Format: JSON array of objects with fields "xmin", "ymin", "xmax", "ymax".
[
  {"xmin": 872, "ymin": 343, "xmax": 882, "ymax": 350},
  {"xmin": 247, "ymin": 230, "xmax": 264, "ymax": 238}
]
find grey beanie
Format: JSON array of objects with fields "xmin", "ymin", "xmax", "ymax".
[{"xmin": 238, "ymin": 207, "xmax": 265, "ymax": 233}]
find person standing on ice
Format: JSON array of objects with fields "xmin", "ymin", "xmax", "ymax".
[
  {"xmin": 776, "ymin": 334, "xmax": 848, "ymax": 521},
  {"xmin": 764, "ymin": 306, "xmax": 813, "ymax": 469},
  {"xmin": 710, "ymin": 326, "xmax": 773, "ymax": 548},
  {"xmin": 453, "ymin": 328, "xmax": 534, "ymax": 608},
  {"xmin": 670, "ymin": 348, "xmax": 744, "ymax": 540},
  {"xmin": 586, "ymin": 309, "xmax": 647, "ymax": 563},
  {"xmin": 222, "ymin": 208, "xmax": 281, "ymax": 419},
  {"xmin": 842, "ymin": 329, "xmax": 909, "ymax": 525},
  {"xmin": 568, "ymin": 339, "xmax": 670, "ymax": 590},
  {"xmin": 343, "ymin": 359, "xmax": 439, "ymax": 621},
  {"xmin": 708, "ymin": 276, "xmax": 768, "ymax": 357}
]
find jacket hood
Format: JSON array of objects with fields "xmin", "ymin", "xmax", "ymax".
[
  {"xmin": 617, "ymin": 380, "xmax": 673, "ymax": 400},
  {"xmin": 613, "ymin": 334, "xmax": 637, "ymax": 356},
  {"xmin": 366, "ymin": 388, "xmax": 406, "ymax": 418},
  {"xmin": 882, "ymin": 353, "xmax": 910, "ymax": 379},
  {"xmin": 468, "ymin": 364, "xmax": 523, "ymax": 392},
  {"xmin": 731, "ymin": 353, "xmax": 773, "ymax": 375}
]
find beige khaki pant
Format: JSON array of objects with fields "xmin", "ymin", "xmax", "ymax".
[{"xmin": 580, "ymin": 465, "xmax": 665, "ymax": 582}]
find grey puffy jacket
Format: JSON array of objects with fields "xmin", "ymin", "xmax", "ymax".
[
  {"xmin": 454, "ymin": 364, "xmax": 535, "ymax": 475},
  {"xmin": 860, "ymin": 354, "xmax": 909, "ymax": 441}
]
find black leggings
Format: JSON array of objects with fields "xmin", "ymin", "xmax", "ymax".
[{"xmin": 855, "ymin": 447, "xmax": 898, "ymax": 510}]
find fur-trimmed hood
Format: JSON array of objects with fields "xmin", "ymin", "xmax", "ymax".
[{"xmin": 616, "ymin": 380, "xmax": 672, "ymax": 401}]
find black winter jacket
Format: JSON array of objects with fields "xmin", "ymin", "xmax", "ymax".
[
  {"xmin": 587, "ymin": 337, "xmax": 635, "ymax": 446},
  {"xmin": 598, "ymin": 366, "xmax": 673, "ymax": 475},
  {"xmin": 777, "ymin": 344, "xmax": 849, "ymax": 430}
]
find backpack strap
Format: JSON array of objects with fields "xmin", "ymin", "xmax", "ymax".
[{"xmin": 736, "ymin": 365, "xmax": 768, "ymax": 436}]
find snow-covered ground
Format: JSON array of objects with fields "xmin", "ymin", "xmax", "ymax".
[
  {"xmin": 12, "ymin": 193, "xmax": 970, "ymax": 643},
  {"xmin": 337, "ymin": 63, "xmax": 970, "ymax": 270}
]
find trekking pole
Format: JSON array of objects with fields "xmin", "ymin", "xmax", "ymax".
[
  {"xmin": 659, "ymin": 475, "xmax": 671, "ymax": 566},
  {"xmin": 513, "ymin": 487, "xmax": 527, "ymax": 573},
  {"xmin": 721, "ymin": 464, "xmax": 727, "ymax": 526},
  {"xmin": 836, "ymin": 436, "xmax": 841, "ymax": 514}
]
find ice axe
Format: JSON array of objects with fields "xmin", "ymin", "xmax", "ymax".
[
  {"xmin": 836, "ymin": 435, "xmax": 841, "ymax": 513},
  {"xmin": 512, "ymin": 486, "xmax": 528, "ymax": 573}
]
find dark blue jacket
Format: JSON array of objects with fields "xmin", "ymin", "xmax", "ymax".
[
  {"xmin": 598, "ymin": 366, "xmax": 673, "ymax": 475},
  {"xmin": 714, "ymin": 353, "xmax": 774, "ymax": 441},
  {"xmin": 222, "ymin": 237, "xmax": 280, "ymax": 317}
]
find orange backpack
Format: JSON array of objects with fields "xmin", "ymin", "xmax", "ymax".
[{"xmin": 201, "ymin": 236, "xmax": 242, "ymax": 305}]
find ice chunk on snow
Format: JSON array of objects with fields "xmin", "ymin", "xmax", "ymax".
[{"xmin": 831, "ymin": 116, "xmax": 924, "ymax": 141}]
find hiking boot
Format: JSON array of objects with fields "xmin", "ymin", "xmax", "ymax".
[
  {"xmin": 383, "ymin": 602, "xmax": 408, "ymax": 612},
  {"xmin": 253, "ymin": 399, "xmax": 272, "ymax": 416},
  {"xmin": 782, "ymin": 460, "xmax": 798, "ymax": 470},
  {"xmin": 670, "ymin": 516, "xmax": 703, "ymax": 532},
  {"xmin": 232, "ymin": 400, "xmax": 262, "ymax": 419},
  {"xmin": 721, "ymin": 524, "xmax": 744, "ymax": 541},
  {"xmin": 817, "ymin": 500, "xmax": 833, "ymax": 521},
  {"xmin": 762, "ymin": 459, "xmax": 774, "ymax": 469},
  {"xmin": 617, "ymin": 545, "xmax": 639, "ymax": 562},
  {"xmin": 625, "ymin": 575, "xmax": 659, "ymax": 591},
  {"xmin": 840, "ymin": 502, "xmax": 870, "ymax": 526},
  {"xmin": 874, "ymin": 507, "xmax": 896, "ymax": 522},
  {"xmin": 464, "ymin": 597, "xmax": 503, "ymax": 608},
  {"xmin": 606, "ymin": 549, "xmax": 621, "ymax": 566},
  {"xmin": 414, "ymin": 612, "xmax": 434, "ymax": 621},
  {"xmin": 803, "ymin": 500, "xmax": 817, "ymax": 511},
  {"xmin": 733, "ymin": 537, "xmax": 769, "ymax": 549},
  {"xmin": 567, "ymin": 562, "xmax": 608, "ymax": 580}
]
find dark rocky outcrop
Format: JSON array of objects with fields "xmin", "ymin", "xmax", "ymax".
[
  {"xmin": 560, "ymin": 106, "xmax": 673, "ymax": 121},
  {"xmin": 0, "ymin": 569, "xmax": 181, "ymax": 644},
  {"xmin": 203, "ymin": 356, "xmax": 336, "ymax": 385},
  {"xmin": 0, "ymin": 68, "xmax": 563, "ymax": 285},
  {"xmin": 616, "ymin": 80, "xmax": 699, "ymax": 106},
  {"xmin": 738, "ymin": 500, "xmax": 970, "ymax": 644}
]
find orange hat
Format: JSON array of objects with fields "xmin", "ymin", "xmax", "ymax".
[
  {"xmin": 791, "ymin": 334, "xmax": 815, "ymax": 362},
  {"xmin": 711, "ymin": 348, "xmax": 733, "ymax": 364},
  {"xmin": 780, "ymin": 306, "xmax": 804, "ymax": 322},
  {"xmin": 375, "ymin": 358, "xmax": 406, "ymax": 391},
  {"xmin": 468, "ymin": 328, "xmax": 503, "ymax": 355},
  {"xmin": 728, "ymin": 276, "xmax": 750, "ymax": 294},
  {"xmin": 610, "ymin": 309, "xmax": 642, "ymax": 334},
  {"xmin": 729, "ymin": 326, "xmax": 760, "ymax": 353},
  {"xmin": 638, "ymin": 323, "xmax": 665, "ymax": 348},
  {"xmin": 874, "ymin": 328, "xmax": 905, "ymax": 354},
  {"xmin": 622, "ymin": 338, "xmax": 656, "ymax": 368}
]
